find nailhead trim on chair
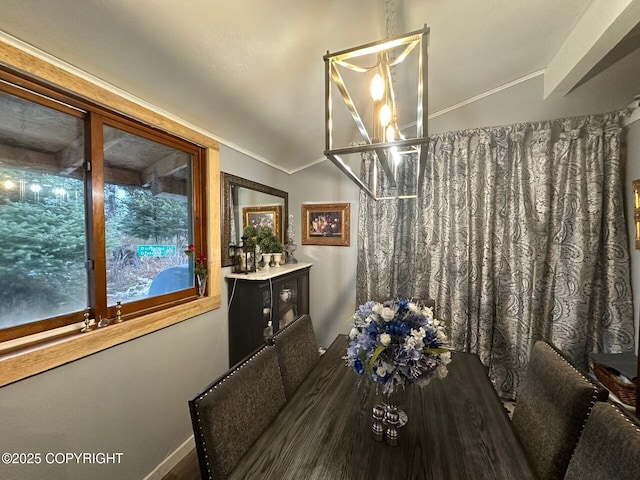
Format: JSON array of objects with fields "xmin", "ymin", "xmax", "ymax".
[
  {"xmin": 544, "ymin": 343, "xmax": 606, "ymax": 460},
  {"xmin": 565, "ymin": 400, "xmax": 640, "ymax": 479},
  {"xmin": 606, "ymin": 401, "xmax": 640, "ymax": 434},
  {"xmin": 192, "ymin": 345, "xmax": 281, "ymax": 479}
]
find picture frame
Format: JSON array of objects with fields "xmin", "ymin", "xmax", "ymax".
[
  {"xmin": 243, "ymin": 205, "xmax": 282, "ymax": 242},
  {"xmin": 301, "ymin": 203, "xmax": 350, "ymax": 246},
  {"xmin": 634, "ymin": 179, "xmax": 640, "ymax": 249}
]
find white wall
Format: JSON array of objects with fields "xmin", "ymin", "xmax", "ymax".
[
  {"xmin": 289, "ymin": 161, "xmax": 361, "ymax": 348},
  {"xmin": 430, "ymin": 48, "xmax": 640, "ymax": 136},
  {"xmin": 1, "ymin": 310, "xmax": 227, "ymax": 480}
]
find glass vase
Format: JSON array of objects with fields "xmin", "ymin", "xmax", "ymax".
[
  {"xmin": 381, "ymin": 385, "xmax": 408, "ymax": 427},
  {"xmin": 197, "ymin": 273, "xmax": 207, "ymax": 297}
]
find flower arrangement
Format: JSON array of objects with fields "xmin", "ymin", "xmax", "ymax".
[
  {"xmin": 345, "ymin": 298, "xmax": 451, "ymax": 395},
  {"xmin": 184, "ymin": 244, "xmax": 207, "ymax": 277}
]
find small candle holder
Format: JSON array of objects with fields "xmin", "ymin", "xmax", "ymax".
[
  {"xmin": 81, "ymin": 307, "xmax": 94, "ymax": 333},
  {"xmin": 114, "ymin": 301, "xmax": 122, "ymax": 323},
  {"xmin": 371, "ymin": 405, "xmax": 385, "ymax": 442},
  {"xmin": 384, "ymin": 408, "xmax": 400, "ymax": 447}
]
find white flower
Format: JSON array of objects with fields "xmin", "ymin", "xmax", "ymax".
[
  {"xmin": 436, "ymin": 365, "xmax": 449, "ymax": 379},
  {"xmin": 405, "ymin": 328, "xmax": 425, "ymax": 350},
  {"xmin": 404, "ymin": 336, "xmax": 417, "ymax": 350},
  {"xmin": 349, "ymin": 327, "xmax": 359, "ymax": 340},
  {"xmin": 408, "ymin": 302, "xmax": 419, "ymax": 313},
  {"xmin": 423, "ymin": 306, "xmax": 434, "ymax": 318},
  {"xmin": 381, "ymin": 306, "xmax": 395, "ymax": 322},
  {"xmin": 440, "ymin": 351, "xmax": 452, "ymax": 365},
  {"xmin": 380, "ymin": 333, "xmax": 391, "ymax": 346},
  {"xmin": 376, "ymin": 365, "xmax": 387, "ymax": 377},
  {"xmin": 411, "ymin": 327, "xmax": 426, "ymax": 341},
  {"xmin": 372, "ymin": 303, "xmax": 383, "ymax": 315},
  {"xmin": 437, "ymin": 329, "xmax": 447, "ymax": 341}
]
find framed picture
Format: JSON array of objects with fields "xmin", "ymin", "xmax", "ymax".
[
  {"xmin": 634, "ymin": 179, "xmax": 640, "ymax": 249},
  {"xmin": 301, "ymin": 203, "xmax": 350, "ymax": 246},
  {"xmin": 243, "ymin": 205, "xmax": 282, "ymax": 241}
]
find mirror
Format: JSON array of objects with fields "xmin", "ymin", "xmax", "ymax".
[{"xmin": 221, "ymin": 172, "xmax": 288, "ymax": 267}]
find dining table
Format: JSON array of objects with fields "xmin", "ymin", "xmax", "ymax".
[{"xmin": 228, "ymin": 334, "xmax": 537, "ymax": 479}]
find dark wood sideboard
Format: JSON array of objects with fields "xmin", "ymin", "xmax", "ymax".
[{"xmin": 226, "ymin": 263, "xmax": 311, "ymax": 366}]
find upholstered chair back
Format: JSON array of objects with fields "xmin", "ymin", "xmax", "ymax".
[
  {"xmin": 189, "ymin": 345, "xmax": 286, "ymax": 479},
  {"xmin": 273, "ymin": 314, "xmax": 320, "ymax": 399},
  {"xmin": 564, "ymin": 401, "xmax": 640, "ymax": 480},
  {"xmin": 511, "ymin": 340, "xmax": 608, "ymax": 480}
]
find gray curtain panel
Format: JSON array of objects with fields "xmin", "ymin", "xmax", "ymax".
[{"xmin": 356, "ymin": 112, "xmax": 635, "ymax": 398}]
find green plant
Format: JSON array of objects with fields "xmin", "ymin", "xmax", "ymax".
[
  {"xmin": 242, "ymin": 225, "xmax": 258, "ymax": 247},
  {"xmin": 257, "ymin": 226, "xmax": 283, "ymax": 253},
  {"xmin": 259, "ymin": 236, "xmax": 277, "ymax": 254},
  {"xmin": 271, "ymin": 240, "xmax": 284, "ymax": 253}
]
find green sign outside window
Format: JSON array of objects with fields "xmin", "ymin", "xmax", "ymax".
[{"xmin": 137, "ymin": 245, "xmax": 177, "ymax": 257}]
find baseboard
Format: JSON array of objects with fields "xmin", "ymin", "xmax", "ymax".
[{"xmin": 143, "ymin": 435, "xmax": 195, "ymax": 480}]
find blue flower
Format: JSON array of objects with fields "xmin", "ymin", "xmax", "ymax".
[
  {"xmin": 397, "ymin": 298, "xmax": 410, "ymax": 313},
  {"xmin": 357, "ymin": 300, "xmax": 376, "ymax": 316},
  {"xmin": 353, "ymin": 358, "xmax": 364, "ymax": 375}
]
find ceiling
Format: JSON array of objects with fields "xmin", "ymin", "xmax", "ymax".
[{"xmin": 0, "ymin": 0, "xmax": 639, "ymax": 174}]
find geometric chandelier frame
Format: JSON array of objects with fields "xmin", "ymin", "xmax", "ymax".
[{"xmin": 324, "ymin": 25, "xmax": 429, "ymax": 200}]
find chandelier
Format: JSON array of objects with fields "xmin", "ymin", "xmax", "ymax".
[{"xmin": 324, "ymin": 25, "xmax": 429, "ymax": 200}]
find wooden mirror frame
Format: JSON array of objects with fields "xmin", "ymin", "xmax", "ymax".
[{"xmin": 221, "ymin": 172, "xmax": 288, "ymax": 267}]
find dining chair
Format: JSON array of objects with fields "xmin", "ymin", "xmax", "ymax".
[
  {"xmin": 188, "ymin": 345, "xmax": 286, "ymax": 480},
  {"xmin": 564, "ymin": 401, "xmax": 640, "ymax": 480},
  {"xmin": 511, "ymin": 340, "xmax": 608, "ymax": 480},
  {"xmin": 273, "ymin": 313, "xmax": 320, "ymax": 399}
]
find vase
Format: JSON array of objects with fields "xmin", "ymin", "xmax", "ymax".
[
  {"xmin": 262, "ymin": 253, "xmax": 272, "ymax": 268},
  {"xmin": 272, "ymin": 253, "xmax": 282, "ymax": 267},
  {"xmin": 279, "ymin": 288, "xmax": 292, "ymax": 302},
  {"xmin": 381, "ymin": 386, "xmax": 408, "ymax": 428},
  {"xmin": 197, "ymin": 273, "xmax": 207, "ymax": 297}
]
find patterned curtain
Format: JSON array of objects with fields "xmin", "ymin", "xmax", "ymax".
[{"xmin": 356, "ymin": 112, "xmax": 636, "ymax": 399}]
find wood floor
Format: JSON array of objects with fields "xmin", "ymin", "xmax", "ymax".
[{"xmin": 160, "ymin": 448, "xmax": 200, "ymax": 480}]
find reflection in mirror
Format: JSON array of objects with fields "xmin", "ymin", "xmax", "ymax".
[{"xmin": 221, "ymin": 172, "xmax": 288, "ymax": 267}]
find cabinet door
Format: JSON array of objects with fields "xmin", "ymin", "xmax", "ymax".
[
  {"xmin": 274, "ymin": 270, "xmax": 309, "ymax": 331},
  {"xmin": 228, "ymin": 280, "xmax": 270, "ymax": 365}
]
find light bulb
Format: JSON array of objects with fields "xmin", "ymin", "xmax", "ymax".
[
  {"xmin": 386, "ymin": 125, "xmax": 395, "ymax": 142},
  {"xmin": 3, "ymin": 179, "xmax": 15, "ymax": 190},
  {"xmin": 370, "ymin": 73, "xmax": 385, "ymax": 101},
  {"xmin": 391, "ymin": 147, "xmax": 401, "ymax": 167},
  {"xmin": 380, "ymin": 104, "xmax": 392, "ymax": 127}
]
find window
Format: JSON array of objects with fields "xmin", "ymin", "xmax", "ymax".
[{"xmin": 0, "ymin": 72, "xmax": 207, "ymax": 344}]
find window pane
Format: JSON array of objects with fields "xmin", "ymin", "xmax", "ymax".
[
  {"xmin": 103, "ymin": 124, "xmax": 193, "ymax": 305},
  {"xmin": 0, "ymin": 91, "xmax": 87, "ymax": 330}
]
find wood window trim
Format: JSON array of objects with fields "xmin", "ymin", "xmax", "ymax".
[{"xmin": 0, "ymin": 39, "xmax": 221, "ymax": 387}]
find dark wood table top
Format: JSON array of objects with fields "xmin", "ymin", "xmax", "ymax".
[{"xmin": 228, "ymin": 335, "xmax": 537, "ymax": 480}]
